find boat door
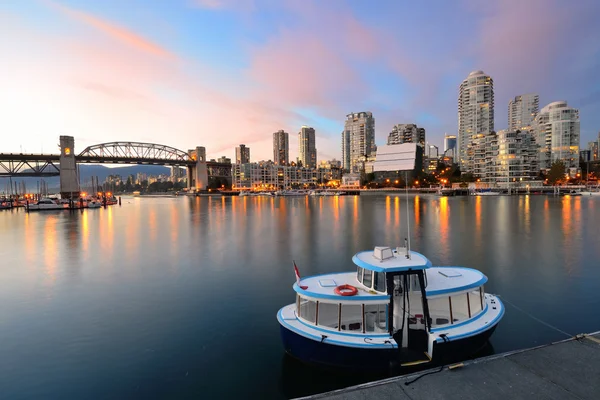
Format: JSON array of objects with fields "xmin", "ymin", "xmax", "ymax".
[{"xmin": 390, "ymin": 272, "xmax": 429, "ymax": 354}]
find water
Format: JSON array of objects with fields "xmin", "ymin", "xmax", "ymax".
[{"xmin": 0, "ymin": 194, "xmax": 599, "ymax": 399}]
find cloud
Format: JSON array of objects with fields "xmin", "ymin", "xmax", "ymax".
[
  {"xmin": 45, "ymin": 0, "xmax": 176, "ymax": 59},
  {"xmin": 190, "ymin": 0, "xmax": 256, "ymax": 12}
]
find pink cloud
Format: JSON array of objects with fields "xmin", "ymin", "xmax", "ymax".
[{"xmin": 45, "ymin": 0, "xmax": 176, "ymax": 59}]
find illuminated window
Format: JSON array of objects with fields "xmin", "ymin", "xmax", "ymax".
[{"xmin": 64, "ymin": 148, "xmax": 71, "ymax": 155}]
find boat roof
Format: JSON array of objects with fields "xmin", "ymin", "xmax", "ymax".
[
  {"xmin": 352, "ymin": 247, "xmax": 432, "ymax": 272},
  {"xmin": 294, "ymin": 272, "xmax": 389, "ymax": 302},
  {"xmin": 425, "ymin": 267, "xmax": 488, "ymax": 297}
]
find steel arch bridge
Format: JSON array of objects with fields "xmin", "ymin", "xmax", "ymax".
[{"xmin": 77, "ymin": 141, "xmax": 193, "ymax": 165}]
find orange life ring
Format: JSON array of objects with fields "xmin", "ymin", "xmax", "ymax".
[{"xmin": 334, "ymin": 284, "xmax": 358, "ymax": 296}]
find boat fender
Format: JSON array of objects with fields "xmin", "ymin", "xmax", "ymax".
[{"xmin": 334, "ymin": 284, "xmax": 358, "ymax": 296}]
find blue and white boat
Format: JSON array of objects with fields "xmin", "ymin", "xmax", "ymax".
[{"xmin": 277, "ymin": 246, "xmax": 504, "ymax": 372}]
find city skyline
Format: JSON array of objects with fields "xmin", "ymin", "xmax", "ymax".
[{"xmin": 2, "ymin": 1, "xmax": 600, "ymax": 162}]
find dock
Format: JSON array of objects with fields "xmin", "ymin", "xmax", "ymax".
[{"xmin": 299, "ymin": 332, "xmax": 600, "ymax": 400}]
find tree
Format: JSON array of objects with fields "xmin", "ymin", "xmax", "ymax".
[{"xmin": 547, "ymin": 160, "xmax": 566, "ymax": 184}]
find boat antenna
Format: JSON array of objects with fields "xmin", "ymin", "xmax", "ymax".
[{"xmin": 405, "ymin": 170, "xmax": 411, "ymax": 259}]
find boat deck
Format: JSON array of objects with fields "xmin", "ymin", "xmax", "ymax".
[{"xmin": 296, "ymin": 332, "xmax": 600, "ymax": 400}]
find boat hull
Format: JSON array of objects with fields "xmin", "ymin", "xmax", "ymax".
[{"xmin": 279, "ymin": 323, "xmax": 497, "ymax": 373}]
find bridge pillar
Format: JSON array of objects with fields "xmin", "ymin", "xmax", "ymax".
[
  {"xmin": 59, "ymin": 136, "xmax": 80, "ymax": 198},
  {"xmin": 187, "ymin": 146, "xmax": 208, "ymax": 191}
]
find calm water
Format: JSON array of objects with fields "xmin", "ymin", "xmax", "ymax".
[{"xmin": 1, "ymin": 194, "xmax": 599, "ymax": 399}]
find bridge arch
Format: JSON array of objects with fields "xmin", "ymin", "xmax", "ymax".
[{"xmin": 78, "ymin": 142, "xmax": 191, "ymax": 163}]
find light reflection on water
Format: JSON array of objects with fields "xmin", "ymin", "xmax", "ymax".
[{"xmin": 0, "ymin": 195, "xmax": 599, "ymax": 399}]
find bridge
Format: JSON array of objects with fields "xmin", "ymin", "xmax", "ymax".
[{"xmin": 0, "ymin": 136, "xmax": 231, "ymax": 197}]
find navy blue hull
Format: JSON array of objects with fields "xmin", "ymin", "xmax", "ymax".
[{"xmin": 280, "ymin": 324, "xmax": 497, "ymax": 373}]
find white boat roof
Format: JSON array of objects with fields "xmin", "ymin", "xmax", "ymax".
[
  {"xmin": 352, "ymin": 247, "xmax": 432, "ymax": 272},
  {"xmin": 425, "ymin": 267, "xmax": 487, "ymax": 297},
  {"xmin": 294, "ymin": 272, "xmax": 389, "ymax": 302}
]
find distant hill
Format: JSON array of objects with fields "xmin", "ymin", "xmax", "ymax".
[{"xmin": 1, "ymin": 164, "xmax": 173, "ymax": 192}]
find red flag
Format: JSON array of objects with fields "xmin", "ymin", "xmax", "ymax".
[{"xmin": 293, "ymin": 261, "xmax": 308, "ymax": 290}]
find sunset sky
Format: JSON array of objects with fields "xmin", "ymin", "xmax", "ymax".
[{"xmin": 1, "ymin": 0, "xmax": 599, "ymax": 162}]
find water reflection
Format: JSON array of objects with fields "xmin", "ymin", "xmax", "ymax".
[
  {"xmin": 2, "ymin": 195, "xmax": 600, "ymax": 400},
  {"xmin": 43, "ymin": 215, "xmax": 58, "ymax": 282},
  {"xmin": 438, "ymin": 196, "xmax": 449, "ymax": 257}
]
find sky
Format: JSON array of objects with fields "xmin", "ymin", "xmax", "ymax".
[{"xmin": 1, "ymin": 0, "xmax": 600, "ymax": 162}]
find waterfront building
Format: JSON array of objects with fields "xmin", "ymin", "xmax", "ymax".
[
  {"xmin": 509, "ymin": 94, "xmax": 539, "ymax": 131},
  {"xmin": 444, "ymin": 134, "xmax": 457, "ymax": 159},
  {"xmin": 235, "ymin": 144, "xmax": 250, "ymax": 164},
  {"xmin": 458, "ymin": 70, "xmax": 494, "ymax": 172},
  {"xmin": 387, "ymin": 124, "xmax": 426, "ymax": 147},
  {"xmin": 298, "ymin": 126, "xmax": 317, "ymax": 169},
  {"xmin": 232, "ymin": 162, "xmax": 339, "ymax": 190},
  {"xmin": 534, "ymin": 101, "xmax": 580, "ymax": 170},
  {"xmin": 273, "ymin": 130, "xmax": 289, "ymax": 165},
  {"xmin": 493, "ymin": 130, "xmax": 539, "ymax": 185},
  {"xmin": 342, "ymin": 112, "xmax": 375, "ymax": 173}
]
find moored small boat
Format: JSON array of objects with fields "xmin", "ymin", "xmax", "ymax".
[
  {"xmin": 277, "ymin": 246, "xmax": 503, "ymax": 372},
  {"xmin": 26, "ymin": 198, "xmax": 66, "ymax": 211}
]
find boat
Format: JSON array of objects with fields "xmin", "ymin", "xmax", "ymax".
[
  {"xmin": 106, "ymin": 196, "xmax": 119, "ymax": 205},
  {"xmin": 580, "ymin": 191, "xmax": 600, "ymax": 196},
  {"xmin": 560, "ymin": 190, "xmax": 581, "ymax": 196},
  {"xmin": 277, "ymin": 246, "xmax": 504, "ymax": 372},
  {"xmin": 87, "ymin": 200, "xmax": 102, "ymax": 208},
  {"xmin": 471, "ymin": 190, "xmax": 499, "ymax": 196},
  {"xmin": 0, "ymin": 200, "xmax": 12, "ymax": 210},
  {"xmin": 278, "ymin": 190, "xmax": 308, "ymax": 196},
  {"xmin": 26, "ymin": 198, "xmax": 66, "ymax": 211}
]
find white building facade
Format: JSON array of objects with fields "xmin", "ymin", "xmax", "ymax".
[
  {"xmin": 342, "ymin": 112, "xmax": 375, "ymax": 173},
  {"xmin": 458, "ymin": 71, "xmax": 494, "ymax": 173},
  {"xmin": 508, "ymin": 94, "xmax": 539, "ymax": 131},
  {"xmin": 534, "ymin": 101, "xmax": 580, "ymax": 170}
]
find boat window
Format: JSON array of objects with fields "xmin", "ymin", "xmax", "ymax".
[
  {"xmin": 449, "ymin": 294, "xmax": 469, "ymax": 323},
  {"xmin": 469, "ymin": 288, "xmax": 483, "ymax": 315},
  {"xmin": 410, "ymin": 274, "xmax": 421, "ymax": 292},
  {"xmin": 298, "ymin": 297, "xmax": 317, "ymax": 324},
  {"xmin": 339, "ymin": 303, "xmax": 362, "ymax": 331},
  {"xmin": 374, "ymin": 272, "xmax": 386, "ymax": 292},
  {"xmin": 428, "ymin": 297, "xmax": 451, "ymax": 327},
  {"xmin": 317, "ymin": 302, "xmax": 339, "ymax": 329},
  {"xmin": 362, "ymin": 269, "xmax": 373, "ymax": 288},
  {"xmin": 357, "ymin": 267, "xmax": 364, "ymax": 284},
  {"xmin": 364, "ymin": 304, "xmax": 387, "ymax": 332}
]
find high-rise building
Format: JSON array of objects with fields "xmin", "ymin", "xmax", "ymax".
[
  {"xmin": 387, "ymin": 124, "xmax": 426, "ymax": 147},
  {"xmin": 273, "ymin": 130, "xmax": 289, "ymax": 165},
  {"xmin": 235, "ymin": 144, "xmax": 250, "ymax": 164},
  {"xmin": 458, "ymin": 70, "xmax": 494, "ymax": 173},
  {"xmin": 589, "ymin": 136, "xmax": 599, "ymax": 161},
  {"xmin": 342, "ymin": 112, "xmax": 375, "ymax": 173},
  {"xmin": 534, "ymin": 101, "xmax": 580, "ymax": 170},
  {"xmin": 508, "ymin": 94, "xmax": 539, "ymax": 131},
  {"xmin": 298, "ymin": 126, "xmax": 317, "ymax": 169},
  {"xmin": 587, "ymin": 131, "xmax": 600, "ymax": 161},
  {"xmin": 444, "ymin": 134, "xmax": 457, "ymax": 159}
]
